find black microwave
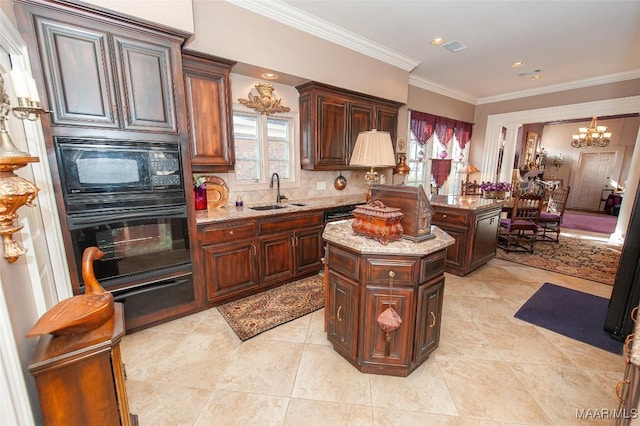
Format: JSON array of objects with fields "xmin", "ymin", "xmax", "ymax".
[{"xmin": 55, "ymin": 137, "xmax": 186, "ymax": 212}]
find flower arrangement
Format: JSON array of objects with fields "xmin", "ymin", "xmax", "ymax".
[
  {"xmin": 194, "ymin": 176, "xmax": 206, "ymax": 190},
  {"xmin": 480, "ymin": 182, "xmax": 511, "ymax": 192},
  {"xmin": 480, "ymin": 182, "xmax": 511, "ymax": 199}
]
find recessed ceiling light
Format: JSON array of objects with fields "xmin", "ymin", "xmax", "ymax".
[
  {"xmin": 261, "ymin": 72, "xmax": 278, "ymax": 80},
  {"xmin": 430, "ymin": 37, "xmax": 446, "ymax": 46},
  {"xmin": 512, "ymin": 61, "xmax": 525, "ymax": 68},
  {"xmin": 531, "ymin": 75, "xmax": 543, "ymax": 80}
]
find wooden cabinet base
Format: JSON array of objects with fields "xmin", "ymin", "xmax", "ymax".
[
  {"xmin": 29, "ymin": 304, "xmax": 136, "ymax": 425},
  {"xmin": 325, "ymin": 241, "xmax": 446, "ymax": 377}
]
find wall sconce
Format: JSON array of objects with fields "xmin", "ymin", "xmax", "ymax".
[{"xmin": 0, "ymin": 71, "xmax": 46, "ymax": 263}]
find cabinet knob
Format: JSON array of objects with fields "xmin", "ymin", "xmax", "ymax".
[
  {"xmin": 429, "ymin": 311, "xmax": 436, "ymax": 328},
  {"xmin": 228, "ymin": 230, "xmax": 234, "ymax": 235},
  {"xmin": 442, "ymin": 214, "xmax": 447, "ymax": 219}
]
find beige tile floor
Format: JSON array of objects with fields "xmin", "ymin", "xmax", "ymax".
[{"xmin": 121, "ymin": 232, "xmax": 627, "ymax": 425}]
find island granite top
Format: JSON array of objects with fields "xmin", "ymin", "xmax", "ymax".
[
  {"xmin": 428, "ymin": 194, "xmax": 504, "ymax": 211},
  {"xmin": 323, "ymin": 219, "xmax": 455, "ymax": 256}
]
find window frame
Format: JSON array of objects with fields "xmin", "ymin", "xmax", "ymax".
[{"xmin": 228, "ymin": 106, "xmax": 300, "ymax": 191}]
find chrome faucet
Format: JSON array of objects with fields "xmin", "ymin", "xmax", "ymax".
[{"xmin": 270, "ymin": 172, "xmax": 282, "ymax": 203}]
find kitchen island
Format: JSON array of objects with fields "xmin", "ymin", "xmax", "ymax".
[
  {"xmin": 322, "ymin": 220, "xmax": 454, "ymax": 377},
  {"xmin": 429, "ymin": 195, "xmax": 504, "ymax": 276}
]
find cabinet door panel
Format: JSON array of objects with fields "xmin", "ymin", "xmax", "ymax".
[
  {"xmin": 472, "ymin": 214, "xmax": 500, "ymax": 265},
  {"xmin": 328, "ymin": 272, "xmax": 358, "ymax": 358},
  {"xmin": 415, "ymin": 278, "xmax": 444, "ymax": 363},
  {"xmin": 295, "ymin": 226, "xmax": 323, "ymax": 275},
  {"xmin": 113, "ymin": 36, "xmax": 177, "ymax": 133},
  {"xmin": 362, "ymin": 285, "xmax": 413, "ymax": 367},
  {"xmin": 204, "ymin": 241, "xmax": 258, "ymax": 301},
  {"xmin": 349, "ymin": 103, "xmax": 373, "ymax": 163},
  {"xmin": 259, "ymin": 233, "xmax": 294, "ymax": 284},
  {"xmin": 37, "ymin": 17, "xmax": 118, "ymax": 127},
  {"xmin": 317, "ymin": 96, "xmax": 348, "ymax": 166},
  {"xmin": 376, "ymin": 107, "xmax": 399, "ymax": 144}
]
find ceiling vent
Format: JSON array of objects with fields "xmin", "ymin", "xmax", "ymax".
[
  {"xmin": 441, "ymin": 40, "xmax": 467, "ymax": 53},
  {"xmin": 517, "ymin": 69, "xmax": 542, "ymax": 77}
]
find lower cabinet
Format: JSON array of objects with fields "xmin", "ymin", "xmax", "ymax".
[
  {"xmin": 431, "ymin": 204, "xmax": 502, "ymax": 276},
  {"xmin": 325, "ymin": 242, "xmax": 446, "ymax": 376},
  {"xmin": 199, "ymin": 211, "xmax": 324, "ymax": 304}
]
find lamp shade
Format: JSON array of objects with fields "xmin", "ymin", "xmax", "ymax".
[
  {"xmin": 349, "ymin": 130, "xmax": 396, "ymax": 168},
  {"xmin": 459, "ymin": 164, "xmax": 480, "ymax": 175}
]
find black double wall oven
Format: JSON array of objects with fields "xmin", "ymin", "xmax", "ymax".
[{"xmin": 56, "ymin": 137, "xmax": 195, "ymax": 330}]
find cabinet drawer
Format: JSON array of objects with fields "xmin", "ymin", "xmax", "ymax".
[
  {"xmin": 432, "ymin": 211, "xmax": 467, "ymax": 226},
  {"xmin": 364, "ymin": 257, "xmax": 417, "ymax": 285},
  {"xmin": 328, "ymin": 245, "xmax": 360, "ymax": 281},
  {"xmin": 259, "ymin": 212, "xmax": 323, "ymax": 235},
  {"xmin": 200, "ymin": 221, "xmax": 257, "ymax": 245},
  {"xmin": 419, "ymin": 250, "xmax": 446, "ymax": 283}
]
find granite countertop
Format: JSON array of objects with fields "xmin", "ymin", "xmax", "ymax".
[
  {"xmin": 322, "ymin": 219, "xmax": 455, "ymax": 256},
  {"xmin": 428, "ymin": 194, "xmax": 504, "ymax": 211},
  {"xmin": 196, "ymin": 194, "xmax": 366, "ymax": 224}
]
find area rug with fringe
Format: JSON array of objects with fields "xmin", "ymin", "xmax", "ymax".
[
  {"xmin": 495, "ymin": 236, "xmax": 622, "ymax": 285},
  {"xmin": 217, "ymin": 274, "xmax": 324, "ymax": 341}
]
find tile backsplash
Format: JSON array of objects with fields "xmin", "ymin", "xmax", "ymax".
[{"xmin": 193, "ymin": 169, "xmax": 398, "ymax": 207}]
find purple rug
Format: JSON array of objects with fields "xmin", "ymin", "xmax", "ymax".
[
  {"xmin": 561, "ymin": 211, "xmax": 616, "ymax": 234},
  {"xmin": 515, "ymin": 283, "xmax": 623, "ymax": 355}
]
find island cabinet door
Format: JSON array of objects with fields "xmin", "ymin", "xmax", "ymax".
[
  {"xmin": 414, "ymin": 277, "xmax": 444, "ymax": 363},
  {"xmin": 362, "ymin": 285, "xmax": 413, "ymax": 368},
  {"xmin": 293, "ymin": 226, "xmax": 324, "ymax": 276},
  {"xmin": 203, "ymin": 240, "xmax": 258, "ymax": 302},
  {"xmin": 327, "ymin": 271, "xmax": 359, "ymax": 359}
]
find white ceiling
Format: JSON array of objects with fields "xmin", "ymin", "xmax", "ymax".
[{"xmin": 232, "ymin": 0, "xmax": 640, "ymax": 104}]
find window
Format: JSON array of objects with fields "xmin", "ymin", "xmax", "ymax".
[
  {"xmin": 232, "ymin": 111, "xmax": 295, "ymax": 184},
  {"xmin": 406, "ymin": 131, "xmax": 469, "ymax": 195}
]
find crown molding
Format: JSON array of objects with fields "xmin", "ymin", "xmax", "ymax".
[
  {"xmin": 408, "ymin": 74, "xmax": 478, "ymax": 105},
  {"xmin": 224, "ymin": 0, "xmax": 420, "ymax": 72},
  {"xmin": 476, "ymin": 69, "xmax": 640, "ymax": 105}
]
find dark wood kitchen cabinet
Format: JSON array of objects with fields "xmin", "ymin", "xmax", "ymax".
[
  {"xmin": 323, "ymin": 228, "xmax": 448, "ymax": 377},
  {"xmin": 257, "ymin": 212, "xmax": 324, "ymax": 285},
  {"xmin": 296, "ymin": 81, "xmax": 403, "ymax": 170},
  {"xmin": 198, "ymin": 211, "xmax": 324, "ymax": 304},
  {"xmin": 182, "ymin": 50, "xmax": 236, "ymax": 172},
  {"xmin": 430, "ymin": 199, "xmax": 502, "ymax": 276},
  {"xmin": 29, "ymin": 304, "xmax": 136, "ymax": 426},
  {"xmin": 199, "ymin": 219, "xmax": 259, "ymax": 303},
  {"xmin": 14, "ymin": 0, "xmax": 189, "ymax": 138}
]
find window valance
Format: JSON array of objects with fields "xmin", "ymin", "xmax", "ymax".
[{"xmin": 410, "ymin": 110, "xmax": 473, "ymax": 150}]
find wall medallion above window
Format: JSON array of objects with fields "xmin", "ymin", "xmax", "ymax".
[{"xmin": 238, "ymin": 83, "xmax": 290, "ymax": 115}]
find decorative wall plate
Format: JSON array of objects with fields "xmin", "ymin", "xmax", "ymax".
[{"xmin": 204, "ymin": 176, "xmax": 229, "ymax": 209}]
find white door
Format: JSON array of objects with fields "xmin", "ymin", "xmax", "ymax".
[{"xmin": 570, "ymin": 149, "xmax": 624, "ymax": 210}]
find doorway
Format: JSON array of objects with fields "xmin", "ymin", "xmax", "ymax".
[{"xmin": 570, "ymin": 147, "xmax": 625, "ymax": 210}]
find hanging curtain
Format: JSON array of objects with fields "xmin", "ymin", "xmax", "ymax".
[
  {"xmin": 431, "ymin": 158, "xmax": 452, "ymax": 189},
  {"xmin": 409, "ymin": 110, "xmax": 436, "ymax": 146},
  {"xmin": 435, "ymin": 117, "xmax": 456, "ymax": 148},
  {"xmin": 455, "ymin": 121, "xmax": 473, "ymax": 150},
  {"xmin": 410, "ymin": 110, "xmax": 473, "ymax": 149}
]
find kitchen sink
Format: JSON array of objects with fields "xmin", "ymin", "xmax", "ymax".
[{"xmin": 249, "ymin": 204, "xmax": 288, "ymax": 211}]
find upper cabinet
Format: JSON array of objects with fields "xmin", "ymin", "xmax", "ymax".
[
  {"xmin": 182, "ymin": 50, "xmax": 236, "ymax": 172},
  {"xmin": 296, "ymin": 82, "xmax": 403, "ymax": 171},
  {"xmin": 14, "ymin": 0, "xmax": 189, "ymax": 140}
]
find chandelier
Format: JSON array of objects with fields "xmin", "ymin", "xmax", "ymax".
[{"xmin": 571, "ymin": 116, "xmax": 611, "ymax": 148}]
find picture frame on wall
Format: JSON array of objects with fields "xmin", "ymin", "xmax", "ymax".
[{"xmin": 524, "ymin": 132, "xmax": 538, "ymax": 169}]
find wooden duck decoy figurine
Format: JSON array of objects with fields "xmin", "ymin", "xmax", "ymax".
[{"xmin": 26, "ymin": 247, "xmax": 114, "ymax": 337}]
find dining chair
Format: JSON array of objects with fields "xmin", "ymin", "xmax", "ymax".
[
  {"xmin": 461, "ymin": 180, "xmax": 482, "ymax": 196},
  {"xmin": 537, "ymin": 186, "xmax": 571, "ymax": 242},
  {"xmin": 498, "ymin": 193, "xmax": 544, "ymax": 253}
]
